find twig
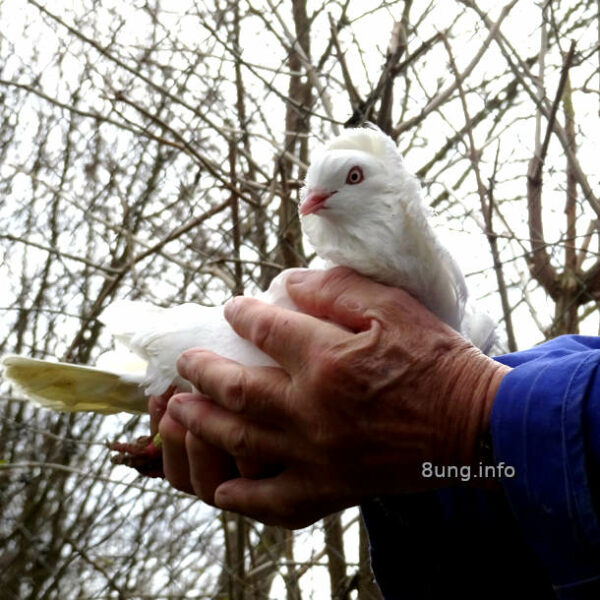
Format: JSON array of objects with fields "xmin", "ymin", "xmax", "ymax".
[
  {"xmin": 534, "ymin": 2, "xmax": 548, "ymax": 154},
  {"xmin": 458, "ymin": 0, "xmax": 600, "ymax": 219},
  {"xmin": 26, "ymin": 0, "xmax": 231, "ymax": 140},
  {"xmin": 394, "ymin": 0, "xmax": 517, "ymax": 136},
  {"xmin": 442, "ymin": 34, "xmax": 517, "ymax": 351},
  {"xmin": 526, "ymin": 41, "xmax": 576, "ymax": 298},
  {"xmin": 576, "ymin": 220, "xmax": 599, "ymax": 270},
  {"xmin": 264, "ymin": 0, "xmax": 340, "ymax": 135},
  {"xmin": 114, "ymin": 93, "xmax": 258, "ymax": 209},
  {"xmin": 0, "ymin": 461, "xmax": 190, "ymax": 497},
  {"xmin": 328, "ymin": 13, "xmax": 361, "ymax": 109},
  {"xmin": 0, "ymin": 234, "xmax": 119, "ymax": 275},
  {"xmin": 532, "ymin": 41, "xmax": 576, "ymax": 180},
  {"xmin": 228, "ymin": 137, "xmax": 244, "ymax": 296}
]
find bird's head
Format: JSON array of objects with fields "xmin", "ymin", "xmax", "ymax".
[
  {"xmin": 297, "ymin": 126, "xmax": 467, "ymax": 330},
  {"xmin": 299, "ymin": 126, "xmax": 418, "ymax": 258},
  {"xmin": 299, "ymin": 149, "xmax": 386, "ymax": 219},
  {"xmin": 299, "ymin": 126, "xmax": 403, "ymax": 219}
]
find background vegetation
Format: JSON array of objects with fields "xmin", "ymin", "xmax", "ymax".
[{"xmin": 1, "ymin": 0, "xmax": 599, "ymax": 598}]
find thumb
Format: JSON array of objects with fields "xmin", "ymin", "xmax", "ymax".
[
  {"xmin": 214, "ymin": 474, "xmax": 328, "ymax": 529},
  {"xmin": 285, "ymin": 266, "xmax": 398, "ymax": 332}
]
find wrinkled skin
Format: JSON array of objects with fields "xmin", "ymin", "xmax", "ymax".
[{"xmin": 151, "ymin": 267, "xmax": 509, "ymax": 529}]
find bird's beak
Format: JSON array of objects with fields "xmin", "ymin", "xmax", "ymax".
[{"xmin": 299, "ymin": 189, "xmax": 336, "ymax": 216}]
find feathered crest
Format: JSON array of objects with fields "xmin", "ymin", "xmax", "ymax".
[{"xmin": 324, "ymin": 124, "xmax": 403, "ymax": 170}]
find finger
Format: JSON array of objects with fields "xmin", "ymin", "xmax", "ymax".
[
  {"xmin": 223, "ymin": 296, "xmax": 345, "ymax": 373},
  {"xmin": 213, "ymin": 473, "xmax": 337, "ymax": 529},
  {"xmin": 167, "ymin": 393, "xmax": 295, "ymax": 463},
  {"xmin": 148, "ymin": 385, "xmax": 176, "ymax": 436},
  {"xmin": 177, "ymin": 350, "xmax": 291, "ymax": 423},
  {"xmin": 235, "ymin": 457, "xmax": 280, "ymax": 479},
  {"xmin": 185, "ymin": 432, "xmax": 238, "ymax": 505},
  {"xmin": 159, "ymin": 412, "xmax": 194, "ymax": 494},
  {"xmin": 285, "ymin": 266, "xmax": 413, "ymax": 331}
]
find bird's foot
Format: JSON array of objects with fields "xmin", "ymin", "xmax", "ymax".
[{"xmin": 107, "ymin": 433, "xmax": 164, "ymax": 478}]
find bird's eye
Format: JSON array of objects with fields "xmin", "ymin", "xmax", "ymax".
[{"xmin": 346, "ymin": 166, "xmax": 364, "ymax": 185}]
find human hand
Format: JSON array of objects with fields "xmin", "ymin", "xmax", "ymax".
[
  {"xmin": 150, "ymin": 387, "xmax": 241, "ymax": 494},
  {"xmin": 160, "ymin": 267, "xmax": 509, "ymax": 527}
]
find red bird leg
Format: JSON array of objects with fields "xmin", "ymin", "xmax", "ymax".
[{"xmin": 107, "ymin": 434, "xmax": 164, "ymax": 478}]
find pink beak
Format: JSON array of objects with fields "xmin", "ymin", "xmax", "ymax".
[{"xmin": 299, "ymin": 189, "xmax": 336, "ymax": 216}]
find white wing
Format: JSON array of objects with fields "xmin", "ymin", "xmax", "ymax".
[
  {"xmin": 1, "ymin": 355, "xmax": 147, "ymax": 414},
  {"xmin": 0, "ymin": 269, "xmax": 308, "ymax": 414}
]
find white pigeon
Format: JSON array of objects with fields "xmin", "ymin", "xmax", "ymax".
[{"xmin": 1, "ymin": 126, "xmax": 495, "ymax": 415}]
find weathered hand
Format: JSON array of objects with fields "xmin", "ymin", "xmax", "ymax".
[
  {"xmin": 159, "ymin": 267, "xmax": 509, "ymax": 528},
  {"xmin": 151, "ymin": 388, "xmax": 239, "ymax": 496}
]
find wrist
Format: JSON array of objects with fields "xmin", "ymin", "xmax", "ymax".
[{"xmin": 437, "ymin": 345, "xmax": 510, "ymax": 469}]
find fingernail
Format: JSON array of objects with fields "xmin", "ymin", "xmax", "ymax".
[
  {"xmin": 214, "ymin": 482, "xmax": 233, "ymax": 508},
  {"xmin": 177, "ymin": 348, "xmax": 204, "ymax": 375},
  {"xmin": 176, "ymin": 352, "xmax": 191, "ymax": 376},
  {"xmin": 167, "ymin": 398, "xmax": 183, "ymax": 422},
  {"xmin": 287, "ymin": 270, "xmax": 308, "ymax": 285},
  {"xmin": 176, "ymin": 353, "xmax": 188, "ymax": 370},
  {"xmin": 224, "ymin": 296, "xmax": 243, "ymax": 320},
  {"xmin": 167, "ymin": 394, "xmax": 190, "ymax": 421}
]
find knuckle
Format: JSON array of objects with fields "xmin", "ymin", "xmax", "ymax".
[
  {"xmin": 221, "ymin": 370, "xmax": 247, "ymax": 412},
  {"xmin": 227, "ymin": 424, "xmax": 250, "ymax": 457},
  {"xmin": 250, "ymin": 311, "xmax": 278, "ymax": 351},
  {"xmin": 338, "ymin": 293, "xmax": 363, "ymax": 314},
  {"xmin": 184, "ymin": 412, "xmax": 204, "ymax": 438}
]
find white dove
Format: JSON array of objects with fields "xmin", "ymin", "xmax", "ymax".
[{"xmin": 1, "ymin": 126, "xmax": 494, "ymax": 415}]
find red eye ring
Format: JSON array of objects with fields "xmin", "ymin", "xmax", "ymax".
[{"xmin": 346, "ymin": 166, "xmax": 364, "ymax": 185}]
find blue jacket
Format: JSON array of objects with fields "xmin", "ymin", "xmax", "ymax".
[{"xmin": 361, "ymin": 335, "xmax": 600, "ymax": 599}]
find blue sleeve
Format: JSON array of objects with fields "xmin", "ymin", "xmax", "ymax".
[{"xmin": 492, "ymin": 335, "xmax": 600, "ymax": 597}]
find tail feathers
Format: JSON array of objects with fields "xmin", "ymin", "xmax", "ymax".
[
  {"xmin": 99, "ymin": 299, "xmax": 205, "ymax": 396},
  {"xmin": 1, "ymin": 355, "xmax": 147, "ymax": 414},
  {"xmin": 100, "ymin": 301, "xmax": 165, "ymax": 362},
  {"xmin": 462, "ymin": 309, "xmax": 497, "ymax": 356}
]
